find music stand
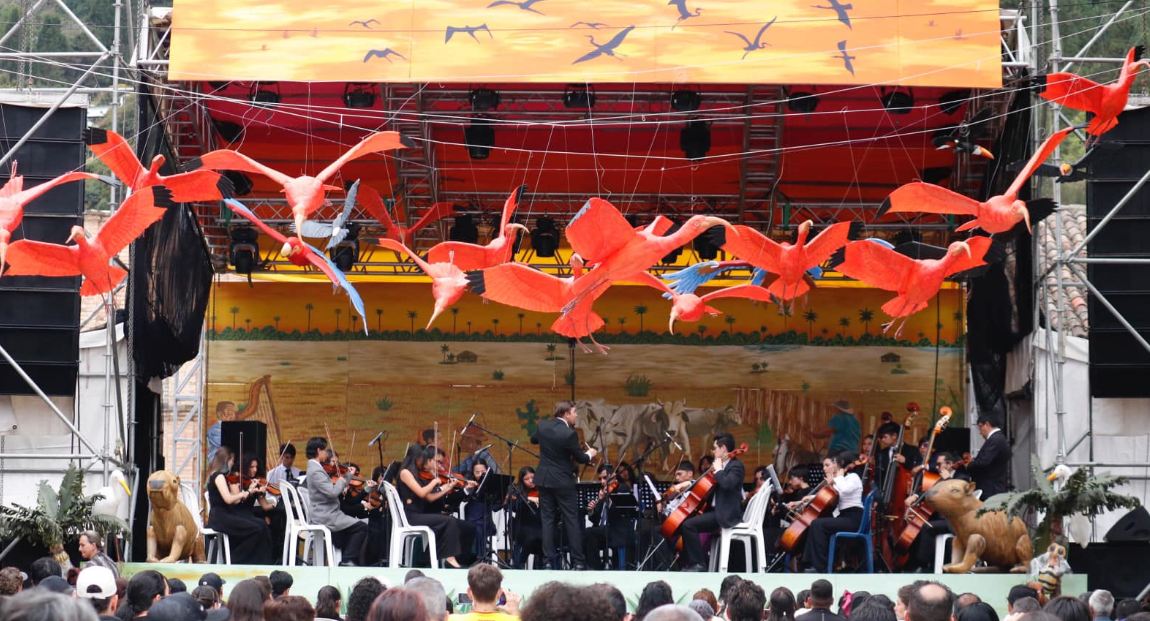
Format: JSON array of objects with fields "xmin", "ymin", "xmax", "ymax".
[
  {"xmin": 765, "ymin": 464, "xmax": 784, "ymax": 496},
  {"xmin": 577, "ymin": 482, "xmax": 601, "ymax": 512},
  {"xmin": 639, "ymin": 475, "xmax": 671, "ymax": 511}
]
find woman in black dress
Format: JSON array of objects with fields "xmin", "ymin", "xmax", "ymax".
[
  {"xmin": 241, "ymin": 452, "xmax": 285, "ymax": 561},
  {"xmin": 397, "ymin": 444, "xmax": 465, "ymax": 568},
  {"xmin": 205, "ymin": 447, "xmax": 274, "ymax": 564},
  {"xmin": 505, "ymin": 465, "xmax": 543, "ymax": 568}
]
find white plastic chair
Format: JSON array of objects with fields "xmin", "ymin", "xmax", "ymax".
[
  {"xmin": 382, "ymin": 482, "xmax": 438, "ymax": 568},
  {"xmin": 934, "ymin": 533, "xmax": 955, "ymax": 573},
  {"xmin": 201, "ymin": 491, "xmax": 232, "ymax": 565},
  {"xmin": 709, "ymin": 486, "xmax": 772, "ymax": 573},
  {"xmin": 280, "ymin": 482, "xmax": 336, "ymax": 567}
]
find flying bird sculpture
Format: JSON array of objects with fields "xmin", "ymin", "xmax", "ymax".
[
  {"xmin": 446, "ymin": 24, "xmax": 493, "ymax": 43},
  {"xmin": 660, "ymin": 282, "xmax": 777, "ymax": 334},
  {"xmin": 222, "ymin": 200, "xmax": 368, "ymax": 332},
  {"xmin": 879, "ymin": 127, "xmax": 1073, "ymax": 234},
  {"xmin": 356, "ymin": 182, "xmax": 455, "ymax": 249},
  {"xmin": 1034, "ymin": 46, "xmax": 1148, "ymax": 144},
  {"xmin": 724, "ymin": 18, "xmax": 777, "ymax": 60},
  {"xmin": 378, "ymin": 238, "xmax": 469, "ymax": 329},
  {"xmin": 426, "ymin": 185, "xmax": 528, "ymax": 270},
  {"xmin": 0, "ymin": 163, "xmax": 106, "ymax": 271},
  {"xmin": 932, "ymin": 107, "xmax": 996, "ymax": 159},
  {"xmin": 85, "ymin": 128, "xmax": 233, "ymax": 202},
  {"xmin": 4, "ymin": 186, "xmax": 172, "ymax": 296},
  {"xmin": 573, "ymin": 26, "xmax": 635, "ymax": 64},
  {"xmin": 292, "ymin": 178, "xmax": 358, "ymax": 250},
  {"xmin": 1015, "ymin": 141, "xmax": 1122, "ymax": 183},
  {"xmin": 188, "ymin": 130, "xmax": 412, "ymax": 240}
]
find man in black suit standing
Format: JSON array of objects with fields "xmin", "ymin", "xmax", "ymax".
[
  {"xmin": 678, "ymin": 432, "xmax": 745, "ymax": 572},
  {"xmin": 967, "ymin": 414, "xmax": 1010, "ymax": 497},
  {"xmin": 531, "ymin": 400, "xmax": 597, "ymax": 570}
]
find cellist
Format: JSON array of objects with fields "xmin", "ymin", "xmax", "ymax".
[
  {"xmin": 799, "ymin": 451, "xmax": 864, "ymax": 572},
  {"xmin": 901, "ymin": 451, "xmax": 969, "ymax": 571},
  {"xmin": 678, "ymin": 433, "xmax": 746, "ymax": 572}
]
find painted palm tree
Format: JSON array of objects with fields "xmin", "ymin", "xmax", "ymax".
[
  {"xmin": 618, "ymin": 317, "xmax": 627, "ymax": 332},
  {"xmin": 273, "ymin": 315, "xmax": 281, "ymax": 330},
  {"xmin": 447, "ymin": 352, "xmax": 456, "ymax": 363},
  {"xmin": 725, "ymin": 315, "xmax": 737, "ymax": 334},
  {"xmin": 440, "ymin": 343, "xmax": 450, "ymax": 362},
  {"xmin": 634, "ymin": 304, "xmax": 648, "ymax": 332},
  {"xmin": 780, "ymin": 303, "xmax": 793, "ymax": 331},
  {"xmin": 803, "ymin": 309, "xmax": 818, "ymax": 339},
  {"xmin": 230, "ymin": 306, "xmax": 240, "ymax": 330},
  {"xmin": 467, "ymin": 320, "xmax": 472, "ymax": 335},
  {"xmin": 838, "ymin": 316, "xmax": 850, "ymax": 337},
  {"xmin": 545, "ymin": 342, "xmax": 557, "ymax": 359},
  {"xmin": 351, "ymin": 315, "xmax": 359, "ymax": 333},
  {"xmin": 859, "ymin": 308, "xmax": 874, "ymax": 335},
  {"xmin": 492, "ymin": 318, "xmax": 500, "ymax": 334},
  {"xmin": 698, "ymin": 324, "xmax": 708, "ymax": 335},
  {"xmin": 334, "ymin": 307, "xmax": 342, "ymax": 332},
  {"xmin": 210, "ymin": 315, "xmax": 217, "ymax": 331},
  {"xmin": 407, "ymin": 310, "xmax": 418, "ymax": 335},
  {"xmin": 305, "ymin": 303, "xmax": 314, "ymax": 331},
  {"xmin": 517, "ymin": 313, "xmax": 526, "ymax": 335},
  {"xmin": 450, "ymin": 307, "xmax": 459, "ymax": 335},
  {"xmin": 953, "ymin": 310, "xmax": 964, "ymax": 342},
  {"xmin": 376, "ymin": 308, "xmax": 384, "ymax": 333},
  {"xmin": 245, "ymin": 318, "xmax": 251, "ymax": 332},
  {"xmin": 536, "ymin": 321, "xmax": 543, "ymax": 336}
]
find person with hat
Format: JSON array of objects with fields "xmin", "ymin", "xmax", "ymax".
[
  {"xmin": 811, "ymin": 401, "xmax": 861, "ymax": 455},
  {"xmin": 148, "ymin": 591, "xmax": 231, "ymax": 621},
  {"xmin": 37, "ymin": 575, "xmax": 73, "ymax": 596},
  {"xmin": 198, "ymin": 573, "xmax": 226, "ymax": 601},
  {"xmin": 76, "ymin": 566, "xmax": 119, "ymax": 621}
]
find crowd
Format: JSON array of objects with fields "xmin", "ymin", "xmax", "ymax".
[{"xmin": 0, "ymin": 556, "xmax": 1147, "ymax": 621}]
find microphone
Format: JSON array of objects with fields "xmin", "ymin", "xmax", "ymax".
[
  {"xmin": 461, "ymin": 412, "xmax": 478, "ymax": 436},
  {"xmin": 368, "ymin": 430, "xmax": 386, "ymax": 447},
  {"xmin": 474, "ymin": 443, "xmax": 493, "ymax": 456},
  {"xmin": 665, "ymin": 431, "xmax": 683, "ymax": 452}
]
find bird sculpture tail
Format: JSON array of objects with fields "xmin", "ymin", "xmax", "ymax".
[
  {"xmin": 81, "ymin": 265, "xmax": 128, "ymax": 297},
  {"xmin": 767, "ymin": 276, "xmax": 810, "ymax": 301}
]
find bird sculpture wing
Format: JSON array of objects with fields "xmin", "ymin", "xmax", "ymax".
[
  {"xmin": 83, "ymin": 128, "xmax": 147, "ymax": 186},
  {"xmin": 192, "ymin": 150, "xmax": 295, "ymax": 187},
  {"xmin": 224, "ymin": 199, "xmax": 287, "ymax": 243},
  {"xmin": 355, "ymin": 182, "xmax": 399, "ymax": 231},
  {"xmin": 408, "ymin": 201, "xmax": 455, "ymax": 235},
  {"xmin": 302, "ymin": 241, "xmax": 369, "ymax": 334},
  {"xmin": 161, "ymin": 170, "xmax": 235, "ymax": 203},
  {"xmin": 803, "ymin": 220, "xmax": 857, "ymax": 264},
  {"xmin": 565, "ymin": 197, "xmax": 636, "ymax": 263},
  {"xmin": 699, "ymin": 284, "xmax": 776, "ymax": 304},
  {"xmin": 93, "ymin": 186, "xmax": 173, "ymax": 256},
  {"xmin": 376, "ymin": 238, "xmax": 435, "ymax": 275},
  {"xmin": 13, "ymin": 171, "xmax": 102, "ymax": 206},
  {"xmin": 1005, "ymin": 127, "xmax": 1074, "ymax": 198},
  {"xmin": 942, "ymin": 236, "xmax": 998, "ymax": 278},
  {"xmin": 316, "ymin": 131, "xmax": 413, "ymax": 183},
  {"xmin": 426, "ymin": 240, "xmax": 490, "ymax": 271},
  {"xmin": 834, "ymin": 240, "xmax": 919, "ymax": 292},
  {"xmin": 878, "ymin": 182, "xmax": 981, "ymax": 217},
  {"xmin": 718, "ymin": 225, "xmax": 785, "ymax": 273},
  {"xmin": 467, "ymin": 263, "xmax": 570, "ymax": 313},
  {"xmin": 1035, "ymin": 73, "xmax": 1104, "ymax": 113},
  {"xmin": 499, "ymin": 185, "xmax": 526, "ymax": 235},
  {"xmin": 300, "ymin": 178, "xmax": 360, "ymax": 249},
  {"xmin": 641, "ymin": 215, "xmax": 674, "ymax": 236},
  {"xmin": 3, "ymin": 239, "xmax": 81, "ymax": 277}
]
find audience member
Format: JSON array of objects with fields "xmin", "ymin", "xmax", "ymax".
[
  {"xmin": 896, "ymin": 582, "xmax": 927, "ymax": 621},
  {"xmin": 406, "ymin": 570, "xmax": 426, "ymax": 584},
  {"xmin": 1116, "ymin": 601, "xmax": 1145, "ymax": 621},
  {"xmin": 270, "ymin": 570, "xmax": 294, "ymax": 599},
  {"xmin": 408, "ymin": 577, "xmax": 449, "ymax": 621},
  {"xmin": 0, "ymin": 566, "xmax": 24, "ymax": 595},
  {"xmin": 264, "ymin": 595, "xmax": 316, "ymax": 621},
  {"xmin": 601, "ymin": 583, "xmax": 633, "ymax": 621},
  {"xmin": 1092, "ymin": 591, "xmax": 1116, "ymax": 621},
  {"xmin": 28, "ymin": 557, "xmax": 62, "ymax": 586},
  {"xmin": 798, "ymin": 590, "xmax": 814, "ymax": 618},
  {"xmin": 198, "ymin": 573, "xmax": 226, "ymax": 600},
  {"xmin": 688, "ymin": 600, "xmax": 716, "ymax": 621},
  {"xmin": 852, "ymin": 604, "xmax": 898, "ymax": 621},
  {"xmin": 67, "ymin": 567, "xmax": 81, "ymax": 586},
  {"xmin": 693, "ymin": 590, "xmax": 718, "ymax": 615},
  {"xmin": 116, "ymin": 569, "xmax": 167, "ymax": 620},
  {"xmin": 1020, "ymin": 613, "xmax": 1064, "ymax": 621},
  {"xmin": 191, "ymin": 585, "xmax": 221, "ymax": 612},
  {"xmin": 76, "ymin": 566, "xmax": 119, "ymax": 621},
  {"xmin": 956, "ymin": 594, "xmax": 983, "ymax": 615},
  {"xmin": 958, "ymin": 602, "xmax": 1001, "ymax": 621},
  {"xmin": 807, "ymin": 580, "xmax": 847, "ymax": 621},
  {"xmin": 1011, "ymin": 589, "xmax": 1042, "ymax": 615},
  {"xmin": 315, "ymin": 585, "xmax": 343, "ymax": 621},
  {"xmin": 726, "ymin": 581, "xmax": 767, "ymax": 621},
  {"xmin": 147, "ymin": 591, "xmax": 214, "ymax": 621},
  {"xmin": 3, "ymin": 588, "xmax": 99, "ymax": 621},
  {"xmin": 252, "ymin": 576, "xmax": 272, "ymax": 600},
  {"xmin": 1126, "ymin": 614, "xmax": 1150, "ymax": 621},
  {"xmin": 850, "ymin": 593, "xmax": 873, "ymax": 616},
  {"xmin": 870, "ymin": 596, "xmax": 895, "ymax": 611},
  {"xmin": 636, "ymin": 581, "xmax": 675, "ymax": 621},
  {"xmin": 449, "ymin": 564, "xmax": 521, "ymax": 620},
  {"xmin": 369, "ymin": 588, "xmax": 429, "ymax": 621},
  {"xmin": 166, "ymin": 578, "xmax": 186, "ymax": 594},
  {"xmin": 40, "ymin": 575, "xmax": 74, "ymax": 595},
  {"xmin": 1047, "ymin": 597, "xmax": 1092, "ymax": 621},
  {"xmin": 78, "ymin": 531, "xmax": 120, "ymax": 579},
  {"xmin": 718, "ymin": 575, "xmax": 744, "ymax": 618},
  {"xmin": 906, "ymin": 582, "xmax": 956, "ymax": 621},
  {"xmin": 346, "ymin": 577, "xmax": 386, "ymax": 621},
  {"xmin": 644, "ymin": 605, "xmax": 705, "ymax": 621},
  {"xmin": 1014, "ymin": 601, "xmax": 1043, "ymax": 616},
  {"xmin": 227, "ymin": 579, "xmax": 268, "ymax": 621},
  {"xmin": 519, "ymin": 582, "xmax": 621, "ymax": 621},
  {"xmin": 770, "ymin": 586, "xmax": 798, "ymax": 621}
]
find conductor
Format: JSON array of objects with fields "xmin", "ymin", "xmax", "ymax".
[{"xmin": 531, "ymin": 400, "xmax": 598, "ymax": 570}]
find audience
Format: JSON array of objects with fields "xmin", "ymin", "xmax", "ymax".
[
  {"xmin": 407, "ymin": 577, "xmax": 449, "ymax": 621},
  {"xmin": 76, "ymin": 566, "xmax": 119, "ymax": 621},
  {"xmin": 166, "ymin": 578, "xmax": 187, "ymax": 594},
  {"xmin": 770, "ymin": 587, "xmax": 798, "ymax": 621},
  {"xmin": 798, "ymin": 590, "xmax": 814, "ymax": 618},
  {"xmin": 369, "ymin": 588, "xmax": 429, "ymax": 621},
  {"xmin": 601, "ymin": 583, "xmax": 633, "ymax": 621},
  {"xmin": 727, "ymin": 581, "xmax": 767, "ymax": 621},
  {"xmin": 636, "ymin": 581, "xmax": 675, "ymax": 621},
  {"xmin": 718, "ymin": 575, "xmax": 744, "ymax": 618},
  {"xmin": 198, "ymin": 573, "xmax": 226, "ymax": 600},
  {"xmin": 0, "ymin": 566, "xmax": 24, "ymax": 595},
  {"xmin": 1116, "ymin": 600, "xmax": 1145, "ymax": 621},
  {"xmin": 315, "ymin": 585, "xmax": 344, "ymax": 621},
  {"xmin": 806, "ymin": 579, "xmax": 846, "ymax": 621},
  {"xmin": 271, "ymin": 570, "xmax": 294, "ymax": 599},
  {"xmin": 253, "ymin": 575, "xmax": 273, "ymax": 600},
  {"xmin": 264, "ymin": 594, "xmax": 316, "ymax": 621},
  {"xmin": 28, "ymin": 557, "xmax": 62, "ymax": 586},
  {"xmin": 1047, "ymin": 597, "xmax": 1093, "ymax": 621},
  {"xmin": 1092, "ymin": 591, "xmax": 1116, "ymax": 621},
  {"xmin": 644, "ymin": 605, "xmax": 705, "ymax": 621},
  {"xmin": 519, "ymin": 582, "xmax": 620, "ymax": 621},
  {"xmin": 3, "ymin": 588, "xmax": 99, "ymax": 621},
  {"xmin": 347, "ymin": 577, "xmax": 387, "ymax": 621},
  {"xmin": 907, "ymin": 582, "xmax": 955, "ymax": 621},
  {"xmin": 689, "ymin": 599, "xmax": 716, "ymax": 620},
  {"xmin": 229, "ymin": 579, "xmax": 270, "ymax": 621},
  {"xmin": 449, "ymin": 564, "xmax": 521, "ymax": 620},
  {"xmin": 852, "ymin": 603, "xmax": 898, "ymax": 621},
  {"xmin": 192, "ymin": 585, "xmax": 222, "ymax": 612},
  {"xmin": 958, "ymin": 602, "xmax": 1002, "ymax": 621},
  {"xmin": 116, "ymin": 569, "xmax": 168, "ymax": 620}
]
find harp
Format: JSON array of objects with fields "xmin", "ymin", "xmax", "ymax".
[{"xmin": 238, "ymin": 375, "xmax": 284, "ymax": 469}]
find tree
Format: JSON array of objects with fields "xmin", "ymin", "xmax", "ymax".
[
  {"xmin": 838, "ymin": 316, "xmax": 850, "ymax": 337},
  {"xmin": 545, "ymin": 343, "xmax": 557, "ymax": 359},
  {"xmin": 273, "ymin": 315, "xmax": 281, "ymax": 330},
  {"xmin": 634, "ymin": 304, "xmax": 648, "ymax": 332},
  {"xmin": 536, "ymin": 321, "xmax": 543, "ymax": 336},
  {"xmin": 467, "ymin": 321, "xmax": 472, "ymax": 335},
  {"xmin": 725, "ymin": 315, "xmax": 737, "ymax": 334},
  {"xmin": 450, "ymin": 307, "xmax": 459, "ymax": 335},
  {"xmin": 229, "ymin": 306, "xmax": 240, "ymax": 330},
  {"xmin": 351, "ymin": 315, "xmax": 359, "ymax": 333},
  {"xmin": 803, "ymin": 309, "xmax": 818, "ymax": 339},
  {"xmin": 517, "ymin": 313, "xmax": 525, "ymax": 335},
  {"xmin": 245, "ymin": 318, "xmax": 251, "ymax": 332},
  {"xmin": 305, "ymin": 303, "xmax": 314, "ymax": 331},
  {"xmin": 618, "ymin": 317, "xmax": 627, "ymax": 331},
  {"xmin": 697, "ymin": 324, "xmax": 708, "ymax": 334},
  {"xmin": 440, "ymin": 344, "xmax": 450, "ymax": 362},
  {"xmin": 376, "ymin": 308, "xmax": 384, "ymax": 333},
  {"xmin": 492, "ymin": 318, "xmax": 500, "ymax": 334},
  {"xmin": 406, "ymin": 310, "xmax": 418, "ymax": 335},
  {"xmin": 446, "ymin": 353, "xmax": 456, "ymax": 363},
  {"xmin": 858, "ymin": 308, "xmax": 874, "ymax": 335},
  {"xmin": 334, "ymin": 308, "xmax": 342, "ymax": 331}
]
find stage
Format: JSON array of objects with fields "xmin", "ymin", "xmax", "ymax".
[{"xmin": 124, "ymin": 564, "xmax": 1086, "ymax": 615}]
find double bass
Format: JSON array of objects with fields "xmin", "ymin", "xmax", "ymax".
[
  {"xmin": 778, "ymin": 455, "xmax": 868, "ymax": 553},
  {"xmin": 661, "ymin": 443, "xmax": 749, "ymax": 543},
  {"xmin": 893, "ymin": 408, "xmax": 951, "ymax": 565}
]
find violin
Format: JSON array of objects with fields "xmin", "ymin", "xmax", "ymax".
[
  {"xmin": 225, "ymin": 474, "xmax": 280, "ymax": 497},
  {"xmin": 777, "ymin": 454, "xmax": 868, "ymax": 553}
]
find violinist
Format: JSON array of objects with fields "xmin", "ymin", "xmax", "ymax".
[
  {"xmin": 584, "ymin": 464, "xmax": 634, "ymax": 570},
  {"xmin": 204, "ymin": 446, "xmax": 274, "ymax": 565},
  {"xmin": 397, "ymin": 444, "xmax": 468, "ymax": 568},
  {"xmin": 338, "ymin": 463, "xmax": 372, "ymax": 519},
  {"xmin": 902, "ymin": 451, "xmax": 969, "ymax": 571},
  {"xmin": 679, "ymin": 433, "xmax": 745, "ymax": 572},
  {"xmin": 463, "ymin": 461, "xmax": 496, "ymax": 559},
  {"xmin": 505, "ymin": 466, "xmax": 543, "ymax": 569},
  {"xmin": 240, "ymin": 452, "xmax": 287, "ymax": 561},
  {"xmin": 657, "ymin": 461, "xmax": 696, "ymax": 517},
  {"xmin": 800, "ymin": 451, "xmax": 864, "ymax": 572},
  {"xmin": 267, "ymin": 442, "xmax": 302, "ymax": 488},
  {"xmin": 303, "ymin": 437, "xmax": 374, "ymax": 566}
]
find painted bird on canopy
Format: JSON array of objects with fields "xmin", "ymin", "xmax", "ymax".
[
  {"xmin": 84, "ymin": 128, "xmax": 234, "ymax": 202},
  {"xmin": 1034, "ymin": 45, "xmax": 1149, "ymax": 145},
  {"xmin": 878, "ymin": 127, "xmax": 1074, "ymax": 235},
  {"xmin": 4, "ymin": 185, "xmax": 172, "ymax": 296},
  {"xmin": 427, "ymin": 185, "xmax": 528, "ymax": 270},
  {"xmin": 558, "ymin": 197, "xmax": 735, "ymax": 315},
  {"xmin": 188, "ymin": 131, "xmax": 412, "ymax": 238},
  {"xmin": 0, "ymin": 163, "xmax": 107, "ymax": 271},
  {"xmin": 830, "ymin": 236, "xmax": 1000, "ymax": 338},
  {"xmin": 356, "ymin": 181, "xmax": 456, "ymax": 248},
  {"xmin": 376, "ymin": 238, "xmax": 470, "ymax": 330},
  {"xmin": 222, "ymin": 199, "xmax": 369, "ymax": 333}
]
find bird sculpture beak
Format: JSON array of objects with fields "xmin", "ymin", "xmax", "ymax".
[
  {"xmin": 959, "ymin": 241, "xmax": 972, "ymax": 259},
  {"xmin": 1059, "ymin": 163, "xmax": 1073, "ymax": 176},
  {"xmin": 1020, "ymin": 206, "xmax": 1032, "ymax": 233},
  {"xmin": 508, "ymin": 223, "xmax": 530, "ymax": 236},
  {"xmin": 427, "ymin": 305, "xmax": 444, "ymax": 330},
  {"xmin": 975, "ymin": 146, "xmax": 995, "ymax": 160},
  {"xmin": 702, "ymin": 216, "xmax": 737, "ymax": 234},
  {"xmin": 120, "ymin": 478, "xmax": 132, "ymax": 497},
  {"xmin": 282, "ymin": 242, "xmax": 294, "ymax": 257},
  {"xmin": 668, "ymin": 309, "xmax": 679, "ymax": 335},
  {"xmin": 1046, "ymin": 471, "xmax": 1060, "ymax": 482}
]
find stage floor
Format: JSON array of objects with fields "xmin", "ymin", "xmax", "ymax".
[{"xmin": 126, "ymin": 563, "xmax": 1085, "ymax": 615}]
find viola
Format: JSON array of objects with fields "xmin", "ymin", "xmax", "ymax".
[
  {"xmin": 777, "ymin": 455, "xmax": 868, "ymax": 554},
  {"xmin": 661, "ymin": 444, "xmax": 750, "ymax": 544}
]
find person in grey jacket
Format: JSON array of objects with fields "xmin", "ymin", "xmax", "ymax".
[{"xmin": 304, "ymin": 437, "xmax": 375, "ymax": 566}]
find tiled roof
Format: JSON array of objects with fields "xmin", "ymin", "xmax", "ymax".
[{"xmin": 1036, "ymin": 203, "xmax": 1089, "ymax": 338}]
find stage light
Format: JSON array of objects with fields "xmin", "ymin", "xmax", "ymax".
[
  {"xmin": 464, "ymin": 117, "xmax": 494, "ymax": 160},
  {"xmin": 694, "ymin": 227, "xmax": 720, "ymax": 260},
  {"xmin": 329, "ymin": 223, "xmax": 360, "ymax": 272},
  {"xmin": 937, "ymin": 89, "xmax": 970, "ymax": 115},
  {"xmin": 680, "ymin": 120, "xmax": 711, "ymax": 160},
  {"xmin": 449, "ymin": 213, "xmax": 480, "ymax": 244},
  {"xmin": 881, "ymin": 87, "xmax": 915, "ymax": 115},
  {"xmin": 212, "ymin": 119, "xmax": 244, "ymax": 144},
  {"xmin": 222, "ymin": 171, "xmax": 253, "ymax": 196},
  {"xmin": 787, "ymin": 89, "xmax": 820, "ymax": 114},
  {"xmin": 250, "ymin": 83, "xmax": 280, "ymax": 105},
  {"xmin": 228, "ymin": 226, "xmax": 260, "ymax": 276},
  {"xmin": 661, "ymin": 219, "xmax": 685, "ymax": 263},
  {"xmin": 563, "ymin": 85, "xmax": 595, "ymax": 109},
  {"xmin": 531, "ymin": 216, "xmax": 560, "ymax": 258},
  {"xmin": 671, "ymin": 89, "xmax": 702, "ymax": 112},
  {"xmin": 344, "ymin": 83, "xmax": 377, "ymax": 109},
  {"xmin": 470, "ymin": 88, "xmax": 501, "ymax": 111}
]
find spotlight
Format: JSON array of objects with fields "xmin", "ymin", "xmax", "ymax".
[
  {"xmin": 222, "ymin": 171, "xmax": 254, "ymax": 196},
  {"xmin": 329, "ymin": 224, "xmax": 360, "ymax": 272},
  {"xmin": 531, "ymin": 216, "xmax": 560, "ymax": 258},
  {"xmin": 449, "ymin": 213, "xmax": 480, "ymax": 244},
  {"xmin": 344, "ymin": 83, "xmax": 377, "ymax": 109},
  {"xmin": 671, "ymin": 89, "xmax": 702, "ymax": 112},
  {"xmin": 661, "ymin": 220, "xmax": 685, "ymax": 263},
  {"xmin": 470, "ymin": 88, "xmax": 501, "ymax": 111},
  {"xmin": 680, "ymin": 120, "xmax": 711, "ymax": 160},
  {"xmin": 881, "ymin": 87, "xmax": 915, "ymax": 115},
  {"xmin": 694, "ymin": 228, "xmax": 720, "ymax": 260},
  {"xmin": 250, "ymin": 83, "xmax": 280, "ymax": 105},
  {"xmin": 563, "ymin": 85, "xmax": 595, "ymax": 109},
  {"xmin": 937, "ymin": 90, "xmax": 970, "ymax": 115},
  {"xmin": 228, "ymin": 226, "xmax": 260, "ymax": 276},
  {"xmin": 212, "ymin": 119, "xmax": 244, "ymax": 143},
  {"xmin": 464, "ymin": 117, "xmax": 494, "ymax": 160},
  {"xmin": 786, "ymin": 89, "xmax": 820, "ymax": 114}
]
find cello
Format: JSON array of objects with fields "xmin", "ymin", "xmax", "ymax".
[
  {"xmin": 893, "ymin": 408, "xmax": 951, "ymax": 565},
  {"xmin": 661, "ymin": 443, "xmax": 749, "ymax": 543},
  {"xmin": 778, "ymin": 454, "xmax": 868, "ymax": 553}
]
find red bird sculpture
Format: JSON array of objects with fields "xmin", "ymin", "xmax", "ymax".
[
  {"xmin": 356, "ymin": 182, "xmax": 455, "ymax": 248},
  {"xmin": 377, "ymin": 238, "xmax": 470, "ymax": 329},
  {"xmin": 712, "ymin": 219, "xmax": 855, "ymax": 304},
  {"xmin": 427, "ymin": 186, "xmax": 528, "ymax": 270},
  {"xmin": 84, "ymin": 128, "xmax": 234, "ymax": 202},
  {"xmin": 0, "ymin": 163, "xmax": 103, "ymax": 270},
  {"xmin": 832, "ymin": 237, "xmax": 997, "ymax": 337},
  {"xmin": 1035, "ymin": 46, "xmax": 1149, "ymax": 144},
  {"xmin": 189, "ymin": 131, "xmax": 412, "ymax": 236},
  {"xmin": 4, "ymin": 186, "xmax": 172, "ymax": 296},
  {"xmin": 559, "ymin": 197, "xmax": 735, "ymax": 315},
  {"xmin": 878, "ymin": 127, "xmax": 1074, "ymax": 235},
  {"xmin": 663, "ymin": 284, "xmax": 776, "ymax": 334}
]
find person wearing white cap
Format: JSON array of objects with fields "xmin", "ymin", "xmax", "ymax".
[{"xmin": 76, "ymin": 566, "xmax": 119, "ymax": 621}]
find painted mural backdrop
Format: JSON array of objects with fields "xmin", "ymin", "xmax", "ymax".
[
  {"xmin": 205, "ymin": 280, "xmax": 965, "ymax": 479},
  {"xmin": 169, "ymin": 0, "xmax": 1001, "ymax": 87}
]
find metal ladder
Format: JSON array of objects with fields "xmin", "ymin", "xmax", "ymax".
[
  {"xmin": 738, "ymin": 85, "xmax": 786, "ymax": 226},
  {"xmin": 385, "ymin": 83, "xmax": 444, "ymax": 253}
]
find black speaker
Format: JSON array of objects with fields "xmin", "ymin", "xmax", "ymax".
[
  {"xmin": 1104, "ymin": 505, "xmax": 1150, "ymax": 542},
  {"xmin": 1086, "ymin": 106, "xmax": 1150, "ymax": 397},
  {"xmin": 0, "ymin": 104, "xmax": 85, "ymax": 396},
  {"xmin": 1067, "ymin": 541, "xmax": 1150, "ymax": 598},
  {"xmin": 221, "ymin": 420, "xmax": 268, "ymax": 474},
  {"xmin": 931, "ymin": 427, "xmax": 971, "ymax": 460}
]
